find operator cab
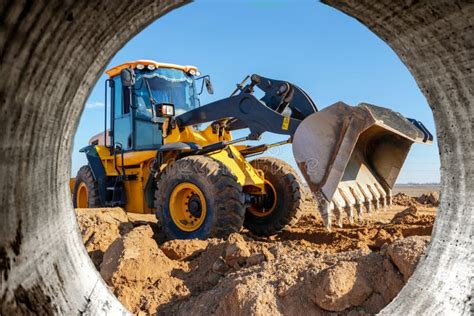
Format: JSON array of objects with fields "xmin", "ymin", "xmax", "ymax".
[{"xmin": 92, "ymin": 60, "xmax": 212, "ymax": 151}]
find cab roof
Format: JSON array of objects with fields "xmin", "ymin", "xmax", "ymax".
[{"xmin": 105, "ymin": 60, "xmax": 198, "ymax": 78}]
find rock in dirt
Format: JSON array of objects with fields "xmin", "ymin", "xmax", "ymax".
[
  {"xmin": 216, "ymin": 282, "xmax": 281, "ymax": 316},
  {"xmin": 224, "ymin": 233, "xmax": 251, "ymax": 268},
  {"xmin": 100, "ymin": 225, "xmax": 190, "ymax": 314},
  {"xmin": 310, "ymin": 261, "xmax": 372, "ymax": 312},
  {"xmin": 262, "ymin": 247, "xmax": 275, "ymax": 262},
  {"xmin": 373, "ymin": 228, "xmax": 397, "ymax": 249},
  {"xmin": 75, "ymin": 208, "xmax": 133, "ymax": 268},
  {"xmin": 212, "ymin": 256, "xmax": 230, "ymax": 274},
  {"xmin": 359, "ymin": 253, "xmax": 405, "ymax": 307},
  {"xmin": 386, "ymin": 236, "xmax": 430, "ymax": 281},
  {"xmin": 246, "ymin": 253, "xmax": 266, "ymax": 266},
  {"xmin": 160, "ymin": 239, "xmax": 208, "ymax": 260},
  {"xmin": 416, "ymin": 192, "xmax": 440, "ymax": 206},
  {"xmin": 207, "ymin": 271, "xmax": 224, "ymax": 286}
]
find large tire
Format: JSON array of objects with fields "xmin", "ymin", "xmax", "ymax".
[
  {"xmin": 155, "ymin": 155, "xmax": 245, "ymax": 240},
  {"xmin": 244, "ymin": 157, "xmax": 305, "ymax": 236},
  {"xmin": 73, "ymin": 165, "xmax": 102, "ymax": 208}
]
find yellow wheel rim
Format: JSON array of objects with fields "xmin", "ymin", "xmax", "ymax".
[
  {"xmin": 76, "ymin": 182, "xmax": 88, "ymax": 208},
  {"xmin": 169, "ymin": 182, "xmax": 207, "ymax": 232},
  {"xmin": 248, "ymin": 180, "xmax": 277, "ymax": 217}
]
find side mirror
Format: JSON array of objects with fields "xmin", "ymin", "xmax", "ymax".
[
  {"xmin": 204, "ymin": 77, "xmax": 214, "ymax": 95},
  {"xmin": 152, "ymin": 103, "xmax": 175, "ymax": 123},
  {"xmin": 120, "ymin": 68, "xmax": 135, "ymax": 87}
]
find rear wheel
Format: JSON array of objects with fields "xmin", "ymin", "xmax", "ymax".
[
  {"xmin": 155, "ymin": 156, "xmax": 245, "ymax": 240},
  {"xmin": 73, "ymin": 165, "xmax": 102, "ymax": 208},
  {"xmin": 244, "ymin": 157, "xmax": 305, "ymax": 236}
]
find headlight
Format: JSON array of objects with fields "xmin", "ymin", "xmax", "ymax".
[
  {"xmin": 161, "ymin": 104, "xmax": 175, "ymax": 117},
  {"xmin": 189, "ymin": 69, "xmax": 196, "ymax": 76},
  {"xmin": 147, "ymin": 64, "xmax": 156, "ymax": 70},
  {"xmin": 136, "ymin": 64, "xmax": 145, "ymax": 70}
]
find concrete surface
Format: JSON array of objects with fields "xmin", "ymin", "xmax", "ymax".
[{"xmin": 0, "ymin": 0, "xmax": 472, "ymax": 314}]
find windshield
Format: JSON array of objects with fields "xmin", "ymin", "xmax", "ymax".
[{"xmin": 134, "ymin": 68, "xmax": 197, "ymax": 118}]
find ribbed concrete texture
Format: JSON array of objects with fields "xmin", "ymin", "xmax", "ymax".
[
  {"xmin": 0, "ymin": 0, "xmax": 472, "ymax": 314},
  {"xmin": 322, "ymin": 1, "xmax": 474, "ymax": 314}
]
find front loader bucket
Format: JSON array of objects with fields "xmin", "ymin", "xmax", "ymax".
[{"xmin": 293, "ymin": 102, "xmax": 432, "ymax": 229}]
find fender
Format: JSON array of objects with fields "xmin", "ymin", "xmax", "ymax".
[{"xmin": 79, "ymin": 145, "xmax": 108, "ymax": 205}]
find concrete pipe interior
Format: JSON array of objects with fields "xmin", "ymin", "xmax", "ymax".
[{"xmin": 0, "ymin": 0, "xmax": 472, "ymax": 314}]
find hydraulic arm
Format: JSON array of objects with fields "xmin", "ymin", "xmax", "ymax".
[{"xmin": 175, "ymin": 74, "xmax": 318, "ymax": 140}]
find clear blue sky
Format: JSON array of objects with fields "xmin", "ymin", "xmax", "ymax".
[{"xmin": 72, "ymin": 0, "xmax": 440, "ymax": 184}]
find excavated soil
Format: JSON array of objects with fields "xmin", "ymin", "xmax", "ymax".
[{"xmin": 75, "ymin": 192, "xmax": 438, "ymax": 315}]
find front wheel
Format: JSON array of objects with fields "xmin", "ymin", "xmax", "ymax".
[
  {"xmin": 244, "ymin": 157, "xmax": 305, "ymax": 236},
  {"xmin": 73, "ymin": 165, "xmax": 102, "ymax": 208},
  {"xmin": 154, "ymin": 156, "xmax": 245, "ymax": 240}
]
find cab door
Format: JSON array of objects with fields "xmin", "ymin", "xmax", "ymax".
[
  {"xmin": 133, "ymin": 94, "xmax": 163, "ymax": 150},
  {"xmin": 113, "ymin": 76, "xmax": 133, "ymax": 150}
]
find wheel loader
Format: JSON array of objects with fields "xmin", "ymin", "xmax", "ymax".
[{"xmin": 72, "ymin": 60, "xmax": 432, "ymax": 239}]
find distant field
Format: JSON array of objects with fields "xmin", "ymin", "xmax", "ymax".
[{"xmin": 393, "ymin": 184, "xmax": 439, "ymax": 197}]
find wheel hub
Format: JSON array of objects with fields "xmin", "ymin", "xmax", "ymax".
[
  {"xmin": 76, "ymin": 182, "xmax": 89, "ymax": 208},
  {"xmin": 188, "ymin": 194, "xmax": 202, "ymax": 218},
  {"xmin": 169, "ymin": 182, "xmax": 207, "ymax": 232},
  {"xmin": 248, "ymin": 180, "xmax": 277, "ymax": 217}
]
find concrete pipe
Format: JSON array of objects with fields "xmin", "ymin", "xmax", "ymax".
[{"xmin": 0, "ymin": 0, "xmax": 472, "ymax": 314}]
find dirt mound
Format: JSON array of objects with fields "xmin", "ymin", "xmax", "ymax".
[
  {"xmin": 164, "ymin": 241, "xmax": 425, "ymax": 315},
  {"xmin": 160, "ymin": 239, "xmax": 208, "ymax": 260},
  {"xmin": 390, "ymin": 206, "xmax": 434, "ymax": 228},
  {"xmin": 100, "ymin": 225, "xmax": 190, "ymax": 314},
  {"xmin": 386, "ymin": 236, "xmax": 430, "ymax": 281},
  {"xmin": 76, "ymin": 203, "xmax": 436, "ymax": 315},
  {"xmin": 75, "ymin": 208, "xmax": 134, "ymax": 268},
  {"xmin": 272, "ymin": 207, "xmax": 434, "ymax": 253},
  {"xmin": 416, "ymin": 192, "xmax": 440, "ymax": 206},
  {"xmin": 392, "ymin": 192, "xmax": 417, "ymax": 206},
  {"xmin": 311, "ymin": 261, "xmax": 372, "ymax": 311},
  {"xmin": 391, "ymin": 205, "xmax": 419, "ymax": 224},
  {"xmin": 392, "ymin": 191, "xmax": 440, "ymax": 207}
]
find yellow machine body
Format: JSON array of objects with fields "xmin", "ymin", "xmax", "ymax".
[
  {"xmin": 71, "ymin": 60, "xmax": 266, "ymax": 213},
  {"xmin": 73, "ymin": 123, "xmax": 266, "ymax": 214}
]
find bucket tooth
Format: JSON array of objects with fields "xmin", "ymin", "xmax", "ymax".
[
  {"xmin": 334, "ymin": 205, "xmax": 343, "ymax": 228},
  {"xmin": 367, "ymin": 184, "xmax": 381, "ymax": 211},
  {"xmin": 349, "ymin": 186, "xmax": 364, "ymax": 219},
  {"xmin": 314, "ymin": 191, "xmax": 332, "ymax": 230},
  {"xmin": 364, "ymin": 200, "xmax": 372, "ymax": 213},
  {"xmin": 374, "ymin": 182, "xmax": 386, "ymax": 196},
  {"xmin": 350, "ymin": 186, "xmax": 364, "ymax": 205},
  {"xmin": 373, "ymin": 199, "xmax": 380, "ymax": 210},
  {"xmin": 355, "ymin": 203, "xmax": 363, "ymax": 217},
  {"xmin": 357, "ymin": 184, "xmax": 373, "ymax": 209},
  {"xmin": 374, "ymin": 183, "xmax": 387, "ymax": 211},
  {"xmin": 321, "ymin": 202, "xmax": 332, "ymax": 230},
  {"xmin": 336, "ymin": 187, "xmax": 355, "ymax": 224},
  {"xmin": 344, "ymin": 205, "xmax": 354, "ymax": 224},
  {"xmin": 332, "ymin": 197, "xmax": 344, "ymax": 227}
]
